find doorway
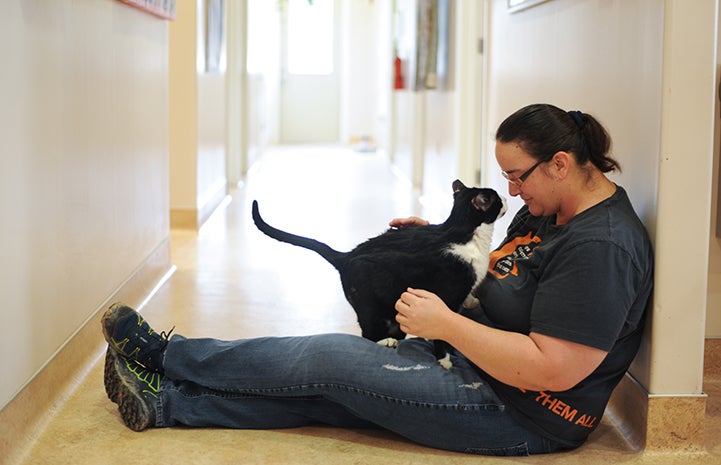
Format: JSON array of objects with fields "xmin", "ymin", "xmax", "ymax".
[{"xmin": 280, "ymin": 0, "xmax": 340, "ymax": 144}]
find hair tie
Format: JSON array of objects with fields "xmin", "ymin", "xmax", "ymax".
[{"xmin": 568, "ymin": 110, "xmax": 585, "ymax": 129}]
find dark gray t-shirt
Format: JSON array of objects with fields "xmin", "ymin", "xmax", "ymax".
[{"xmin": 472, "ymin": 185, "xmax": 653, "ymax": 448}]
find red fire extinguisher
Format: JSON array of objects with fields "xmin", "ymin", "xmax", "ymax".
[{"xmin": 394, "ymin": 53, "xmax": 405, "ymax": 90}]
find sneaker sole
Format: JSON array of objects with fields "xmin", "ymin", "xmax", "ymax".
[
  {"xmin": 117, "ymin": 388, "xmax": 154, "ymax": 432},
  {"xmin": 104, "ymin": 347, "xmax": 121, "ymax": 404},
  {"xmin": 106, "ymin": 349, "xmax": 155, "ymax": 431}
]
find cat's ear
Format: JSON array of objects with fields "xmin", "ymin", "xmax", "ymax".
[
  {"xmin": 472, "ymin": 193, "xmax": 493, "ymax": 212},
  {"xmin": 452, "ymin": 179, "xmax": 466, "ymax": 192}
]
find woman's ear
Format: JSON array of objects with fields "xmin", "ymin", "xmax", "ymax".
[{"xmin": 551, "ymin": 151, "xmax": 571, "ymax": 180}]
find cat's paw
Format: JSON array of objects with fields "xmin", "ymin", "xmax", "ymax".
[
  {"xmin": 377, "ymin": 337, "xmax": 399, "ymax": 348},
  {"xmin": 438, "ymin": 353, "xmax": 453, "ymax": 370},
  {"xmin": 462, "ymin": 295, "xmax": 480, "ymax": 309}
]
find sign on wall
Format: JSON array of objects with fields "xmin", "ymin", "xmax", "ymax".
[{"xmin": 117, "ymin": 0, "xmax": 176, "ymax": 20}]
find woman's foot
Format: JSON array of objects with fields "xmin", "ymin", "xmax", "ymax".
[
  {"xmin": 104, "ymin": 347, "xmax": 161, "ymax": 431},
  {"xmin": 101, "ymin": 302, "xmax": 173, "ymax": 372}
]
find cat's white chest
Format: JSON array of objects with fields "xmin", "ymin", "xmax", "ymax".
[{"xmin": 446, "ymin": 223, "xmax": 495, "ymax": 307}]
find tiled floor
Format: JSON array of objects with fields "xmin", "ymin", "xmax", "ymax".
[{"xmin": 16, "ymin": 146, "xmax": 720, "ymax": 464}]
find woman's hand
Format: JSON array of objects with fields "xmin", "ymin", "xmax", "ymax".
[
  {"xmin": 394, "ymin": 288, "xmax": 454, "ymax": 340},
  {"xmin": 388, "ymin": 216, "xmax": 429, "ymax": 229}
]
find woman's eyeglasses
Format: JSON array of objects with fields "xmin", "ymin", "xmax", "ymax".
[{"xmin": 501, "ymin": 160, "xmax": 543, "ymax": 188}]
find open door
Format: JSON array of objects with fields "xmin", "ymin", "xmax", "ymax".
[{"xmin": 280, "ymin": 0, "xmax": 340, "ymax": 144}]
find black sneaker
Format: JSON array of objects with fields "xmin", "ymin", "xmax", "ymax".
[
  {"xmin": 105, "ymin": 347, "xmax": 161, "ymax": 431},
  {"xmin": 101, "ymin": 302, "xmax": 173, "ymax": 372}
]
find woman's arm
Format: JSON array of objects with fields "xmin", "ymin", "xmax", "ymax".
[{"xmin": 395, "ymin": 288, "xmax": 608, "ymax": 392}]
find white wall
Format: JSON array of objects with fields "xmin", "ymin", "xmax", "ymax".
[
  {"xmin": 645, "ymin": 0, "xmax": 716, "ymax": 394},
  {"xmin": 197, "ymin": 73, "xmax": 228, "ymax": 207},
  {"xmin": 245, "ymin": 0, "xmax": 282, "ymax": 168},
  {"xmin": 169, "ymin": 0, "xmax": 199, "ymax": 210},
  {"xmin": 169, "ymin": 0, "xmax": 227, "ymax": 227},
  {"xmin": 484, "ymin": 0, "xmax": 662, "ymax": 229},
  {"xmin": 340, "ymin": 0, "xmax": 379, "ymax": 144},
  {"xmin": 390, "ymin": 0, "xmax": 457, "ymax": 214},
  {"xmin": 0, "ymin": 0, "xmax": 170, "ymax": 410},
  {"xmin": 707, "ymin": 3, "xmax": 721, "ymax": 338},
  {"xmin": 389, "ymin": 1, "xmax": 488, "ymax": 224}
]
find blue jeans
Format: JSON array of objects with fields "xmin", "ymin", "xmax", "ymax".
[{"xmin": 155, "ymin": 333, "xmax": 566, "ymax": 456}]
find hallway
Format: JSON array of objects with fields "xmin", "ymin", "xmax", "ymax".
[{"xmin": 15, "ymin": 147, "xmax": 721, "ymax": 464}]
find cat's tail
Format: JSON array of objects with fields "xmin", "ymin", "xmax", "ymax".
[{"xmin": 251, "ymin": 200, "xmax": 346, "ymax": 268}]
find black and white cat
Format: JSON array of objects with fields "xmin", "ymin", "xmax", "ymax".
[{"xmin": 252, "ymin": 179, "xmax": 506, "ymax": 367}]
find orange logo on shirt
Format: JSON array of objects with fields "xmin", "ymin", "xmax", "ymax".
[{"xmin": 488, "ymin": 232, "xmax": 542, "ymax": 279}]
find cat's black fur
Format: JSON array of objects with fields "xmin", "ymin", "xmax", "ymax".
[{"xmin": 252, "ymin": 180, "xmax": 506, "ymax": 363}]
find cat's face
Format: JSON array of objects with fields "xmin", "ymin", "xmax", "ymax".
[{"xmin": 452, "ymin": 180, "xmax": 507, "ymax": 225}]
